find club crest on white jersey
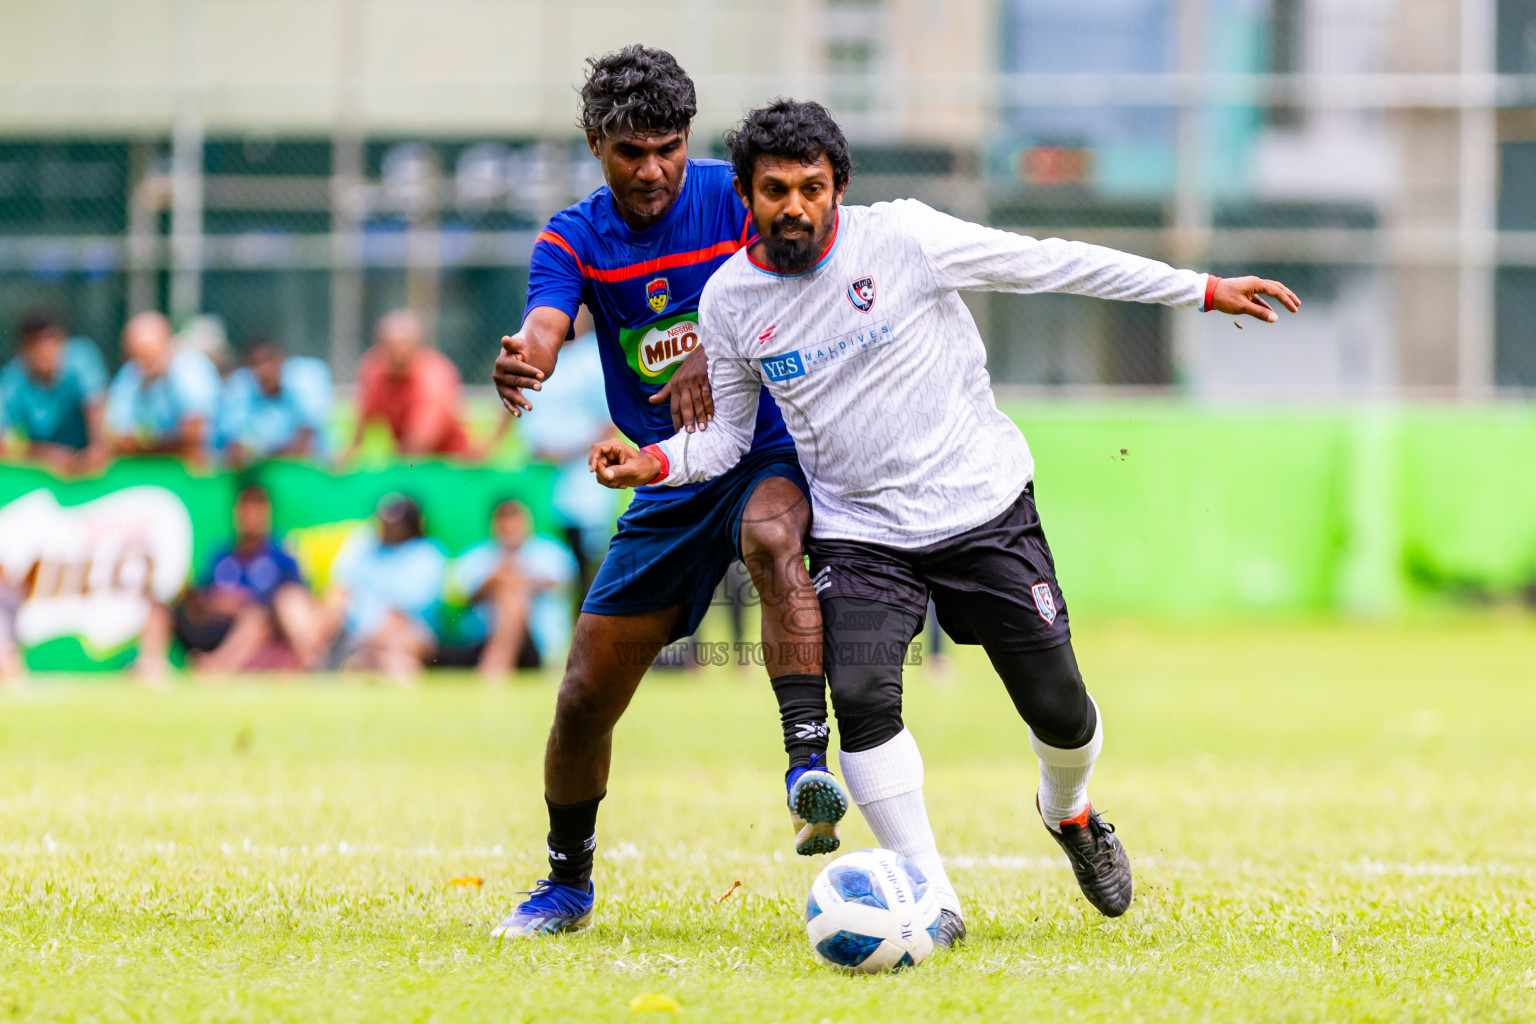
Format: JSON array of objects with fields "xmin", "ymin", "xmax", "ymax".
[
  {"xmin": 1031, "ymin": 582, "xmax": 1057, "ymax": 624},
  {"xmin": 847, "ymin": 275, "xmax": 876, "ymax": 313}
]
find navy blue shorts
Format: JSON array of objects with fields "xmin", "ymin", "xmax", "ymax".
[{"xmin": 583, "ymin": 445, "xmax": 809, "ymax": 642}]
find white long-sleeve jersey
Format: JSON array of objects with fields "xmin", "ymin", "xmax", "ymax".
[{"xmin": 652, "ymin": 199, "xmax": 1209, "ymax": 548}]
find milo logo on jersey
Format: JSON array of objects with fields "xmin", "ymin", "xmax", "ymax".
[{"xmin": 620, "ymin": 311, "xmax": 701, "ymax": 382}]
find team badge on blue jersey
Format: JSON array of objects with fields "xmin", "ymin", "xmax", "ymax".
[
  {"xmin": 1031, "ymin": 582, "xmax": 1057, "ymax": 625},
  {"xmin": 647, "ymin": 277, "xmax": 671, "ymax": 314},
  {"xmin": 847, "ymin": 275, "xmax": 876, "ymax": 313}
]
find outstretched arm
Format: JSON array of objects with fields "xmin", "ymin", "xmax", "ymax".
[
  {"xmin": 1204, "ymin": 275, "xmax": 1301, "ymax": 322},
  {"xmin": 898, "ymin": 199, "xmax": 1299, "ymax": 319},
  {"xmin": 493, "ymin": 305, "xmax": 570, "ymax": 417},
  {"xmin": 498, "ymin": 221, "xmax": 586, "ymax": 417}
]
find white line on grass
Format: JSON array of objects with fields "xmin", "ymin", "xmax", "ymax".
[{"xmin": 2, "ymin": 838, "xmax": 1530, "ymax": 880}]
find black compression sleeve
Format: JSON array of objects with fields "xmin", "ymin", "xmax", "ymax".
[{"xmin": 987, "ymin": 639, "xmax": 1095, "ymax": 749}]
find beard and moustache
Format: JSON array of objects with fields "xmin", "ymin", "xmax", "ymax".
[{"xmin": 760, "ymin": 213, "xmax": 827, "ymax": 273}]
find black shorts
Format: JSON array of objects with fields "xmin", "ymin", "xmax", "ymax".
[
  {"xmin": 173, "ymin": 603, "xmax": 236, "ymax": 654},
  {"xmin": 807, "ymin": 484, "xmax": 1070, "ymax": 655},
  {"xmin": 433, "ymin": 630, "xmax": 542, "ymax": 671}
]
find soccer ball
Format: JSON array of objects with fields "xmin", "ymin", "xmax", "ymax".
[{"xmin": 804, "ymin": 848, "xmax": 942, "ymax": 973}]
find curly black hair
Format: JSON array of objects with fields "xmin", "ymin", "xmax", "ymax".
[
  {"xmin": 725, "ymin": 99, "xmax": 853, "ymax": 193},
  {"xmin": 16, "ymin": 307, "xmax": 65, "ymax": 342},
  {"xmin": 579, "ymin": 45, "xmax": 697, "ymax": 138}
]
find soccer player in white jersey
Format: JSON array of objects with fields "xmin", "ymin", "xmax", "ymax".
[{"xmin": 589, "ymin": 100, "xmax": 1300, "ymax": 936}]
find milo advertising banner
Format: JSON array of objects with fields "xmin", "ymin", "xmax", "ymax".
[
  {"xmin": 0, "ymin": 486, "xmax": 193, "ymax": 655},
  {"xmin": 0, "ymin": 458, "xmax": 560, "ymax": 671},
  {"xmin": 0, "ymin": 460, "xmax": 231, "ymax": 670}
]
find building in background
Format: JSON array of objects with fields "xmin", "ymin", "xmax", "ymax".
[
  {"xmin": 1497, "ymin": 0, "xmax": 1536, "ymax": 387},
  {"xmin": 0, "ymin": 0, "xmax": 1527, "ymax": 397}
]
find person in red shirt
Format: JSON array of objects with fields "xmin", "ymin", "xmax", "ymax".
[{"xmin": 347, "ymin": 309, "xmax": 472, "ymax": 457}]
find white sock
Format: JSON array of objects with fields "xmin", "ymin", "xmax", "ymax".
[
  {"xmin": 1030, "ymin": 696, "xmax": 1104, "ymax": 831},
  {"xmin": 838, "ymin": 728, "xmax": 962, "ymax": 918}
]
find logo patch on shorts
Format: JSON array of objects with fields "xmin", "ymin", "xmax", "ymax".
[{"xmin": 1031, "ymin": 582, "xmax": 1057, "ymax": 625}]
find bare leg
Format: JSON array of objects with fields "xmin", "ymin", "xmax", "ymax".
[
  {"xmin": 545, "ymin": 606, "xmax": 682, "ymax": 805},
  {"xmin": 196, "ymin": 604, "xmax": 273, "ymax": 677},
  {"xmin": 272, "ymin": 584, "xmax": 323, "ymax": 668},
  {"xmin": 0, "ymin": 640, "xmax": 23, "ymax": 690},
  {"xmin": 312, "ymin": 590, "xmax": 351, "ymax": 667},
  {"xmin": 358, "ymin": 611, "xmax": 434, "ymax": 686},
  {"xmin": 133, "ymin": 604, "xmax": 175, "ymax": 685},
  {"xmin": 739, "ymin": 476, "xmax": 821, "ymax": 677},
  {"xmin": 0, "ymin": 594, "xmax": 22, "ymax": 689},
  {"xmin": 739, "ymin": 476, "xmax": 840, "ymax": 854},
  {"xmin": 476, "ymin": 578, "xmax": 533, "ymax": 681}
]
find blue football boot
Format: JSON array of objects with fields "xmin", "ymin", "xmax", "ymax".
[
  {"xmin": 491, "ymin": 879, "xmax": 595, "ymax": 939},
  {"xmin": 787, "ymin": 753, "xmax": 848, "ymax": 856}
]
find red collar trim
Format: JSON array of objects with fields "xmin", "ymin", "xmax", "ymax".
[{"xmin": 745, "ymin": 209, "xmax": 841, "ymax": 277}]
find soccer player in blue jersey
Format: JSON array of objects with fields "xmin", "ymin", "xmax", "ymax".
[{"xmin": 488, "ymin": 45, "xmax": 845, "ymax": 938}]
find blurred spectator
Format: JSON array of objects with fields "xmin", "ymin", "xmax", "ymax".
[
  {"xmin": 134, "ymin": 483, "xmax": 321, "ymax": 679},
  {"xmin": 347, "ymin": 310, "xmax": 470, "ymax": 458},
  {"xmin": 441, "ymin": 499, "xmax": 577, "ymax": 678},
  {"xmin": 178, "ymin": 314, "xmax": 234, "ymax": 377},
  {"xmin": 319, "ymin": 494, "xmax": 446, "ymax": 680},
  {"xmin": 219, "ymin": 340, "xmax": 334, "ymax": 465},
  {"xmin": 516, "ymin": 306, "xmax": 616, "ymax": 600},
  {"xmin": 106, "ymin": 311, "xmax": 222, "ymax": 466},
  {"xmin": 0, "ymin": 309, "xmax": 110, "ymax": 474}
]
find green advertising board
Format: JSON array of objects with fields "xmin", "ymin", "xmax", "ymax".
[
  {"xmin": 1, "ymin": 404, "xmax": 1533, "ymax": 671},
  {"xmin": 0, "ymin": 457, "xmax": 564, "ymax": 671},
  {"xmin": 1000, "ymin": 402, "xmax": 1536, "ymax": 617}
]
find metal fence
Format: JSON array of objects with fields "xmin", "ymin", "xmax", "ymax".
[{"xmin": 1, "ymin": 31, "xmax": 1534, "ymax": 399}]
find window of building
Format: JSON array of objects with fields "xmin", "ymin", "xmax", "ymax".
[
  {"xmin": 1267, "ymin": 0, "xmax": 1304, "ymax": 128},
  {"xmin": 825, "ymin": 0, "xmax": 885, "ymax": 114}
]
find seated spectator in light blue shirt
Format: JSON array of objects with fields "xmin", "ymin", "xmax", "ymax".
[
  {"xmin": 320, "ymin": 494, "xmax": 446, "ymax": 681},
  {"xmin": 105, "ymin": 311, "xmax": 223, "ymax": 466},
  {"xmin": 516, "ymin": 308, "xmax": 617, "ymax": 601},
  {"xmin": 439, "ymin": 499, "xmax": 577, "ymax": 677},
  {"xmin": 0, "ymin": 309, "xmax": 110, "ymax": 475},
  {"xmin": 218, "ymin": 340, "xmax": 333, "ymax": 466}
]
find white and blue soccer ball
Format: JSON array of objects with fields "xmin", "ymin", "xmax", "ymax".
[{"xmin": 805, "ymin": 847, "xmax": 942, "ymax": 973}]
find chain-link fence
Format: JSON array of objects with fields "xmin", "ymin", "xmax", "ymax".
[{"xmin": 0, "ymin": 0, "xmax": 1533, "ymax": 399}]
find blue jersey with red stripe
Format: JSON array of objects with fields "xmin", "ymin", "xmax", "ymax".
[{"xmin": 526, "ymin": 159, "xmax": 793, "ymax": 499}]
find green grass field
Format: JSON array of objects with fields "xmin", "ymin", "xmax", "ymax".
[{"xmin": 3, "ymin": 617, "xmax": 1535, "ymax": 1022}]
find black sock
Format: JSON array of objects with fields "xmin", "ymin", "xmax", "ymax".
[
  {"xmin": 546, "ymin": 793, "xmax": 603, "ymax": 888},
  {"xmin": 771, "ymin": 673, "xmax": 829, "ymax": 771}
]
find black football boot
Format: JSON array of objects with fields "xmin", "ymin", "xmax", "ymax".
[{"xmin": 1039, "ymin": 798, "xmax": 1133, "ymax": 917}]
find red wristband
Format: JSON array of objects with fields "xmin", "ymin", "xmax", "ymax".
[
  {"xmin": 1202, "ymin": 274, "xmax": 1221, "ymax": 313},
  {"xmin": 641, "ymin": 443, "xmax": 670, "ymax": 484}
]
